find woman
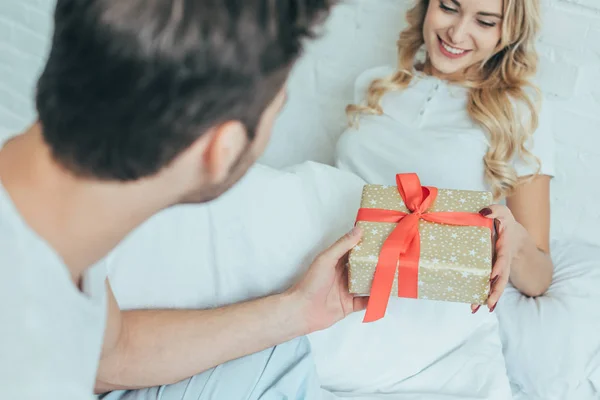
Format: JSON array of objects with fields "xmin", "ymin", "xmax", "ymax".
[
  {"xmin": 337, "ymin": 0, "xmax": 554, "ymax": 313},
  {"xmin": 306, "ymin": 1, "xmax": 548, "ymax": 396}
]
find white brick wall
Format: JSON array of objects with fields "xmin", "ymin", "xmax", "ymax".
[{"xmin": 1, "ymin": 0, "xmax": 599, "ymax": 246}]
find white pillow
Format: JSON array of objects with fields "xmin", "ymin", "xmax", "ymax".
[
  {"xmin": 107, "ymin": 162, "xmax": 510, "ymax": 397},
  {"xmin": 107, "ymin": 162, "xmax": 350, "ymax": 309},
  {"xmin": 497, "ymin": 240, "xmax": 600, "ymax": 400}
]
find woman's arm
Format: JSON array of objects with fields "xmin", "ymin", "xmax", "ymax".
[{"xmin": 505, "ymin": 174, "xmax": 554, "ymax": 297}]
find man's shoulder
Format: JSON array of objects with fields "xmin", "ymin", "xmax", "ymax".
[
  {"xmin": 0, "ymin": 200, "xmax": 54, "ymax": 265},
  {"xmin": 0, "ymin": 188, "xmax": 66, "ymax": 292}
]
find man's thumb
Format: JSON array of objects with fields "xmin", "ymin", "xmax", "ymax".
[{"xmin": 323, "ymin": 227, "xmax": 362, "ymax": 262}]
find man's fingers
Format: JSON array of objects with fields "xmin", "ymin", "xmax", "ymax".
[
  {"xmin": 336, "ymin": 254, "xmax": 350, "ymax": 273},
  {"xmin": 353, "ymin": 296, "xmax": 369, "ymax": 312},
  {"xmin": 320, "ymin": 227, "xmax": 363, "ymax": 263}
]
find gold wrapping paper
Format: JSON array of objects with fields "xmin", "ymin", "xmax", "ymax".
[{"xmin": 348, "ymin": 184, "xmax": 494, "ymax": 304}]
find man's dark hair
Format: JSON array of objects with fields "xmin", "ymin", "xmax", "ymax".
[{"xmin": 36, "ymin": 0, "xmax": 332, "ymax": 180}]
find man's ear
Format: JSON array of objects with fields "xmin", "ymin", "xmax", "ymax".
[{"xmin": 200, "ymin": 121, "xmax": 249, "ymax": 184}]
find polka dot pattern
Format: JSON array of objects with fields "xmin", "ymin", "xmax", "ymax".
[{"xmin": 348, "ymin": 184, "xmax": 493, "ymax": 305}]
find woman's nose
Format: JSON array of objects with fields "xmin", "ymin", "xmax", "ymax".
[{"xmin": 447, "ymin": 19, "xmax": 469, "ymax": 46}]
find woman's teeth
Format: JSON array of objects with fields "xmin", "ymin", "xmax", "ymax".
[{"xmin": 441, "ymin": 41, "xmax": 466, "ymax": 55}]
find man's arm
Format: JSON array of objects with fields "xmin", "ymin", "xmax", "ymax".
[
  {"xmin": 95, "ymin": 284, "xmax": 306, "ymax": 392},
  {"xmin": 95, "ymin": 227, "xmax": 365, "ymax": 393}
]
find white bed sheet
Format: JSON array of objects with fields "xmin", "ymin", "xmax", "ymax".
[
  {"xmin": 497, "ymin": 240, "xmax": 600, "ymax": 400},
  {"xmin": 107, "ymin": 162, "xmax": 511, "ymax": 399}
]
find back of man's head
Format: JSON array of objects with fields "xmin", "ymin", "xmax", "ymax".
[{"xmin": 36, "ymin": 0, "xmax": 332, "ymax": 181}]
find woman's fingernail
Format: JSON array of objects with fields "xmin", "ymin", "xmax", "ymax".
[
  {"xmin": 472, "ymin": 305, "xmax": 481, "ymax": 314},
  {"xmin": 489, "ymin": 303, "xmax": 497, "ymax": 313},
  {"xmin": 350, "ymin": 227, "xmax": 361, "ymax": 237},
  {"xmin": 491, "ymin": 275, "xmax": 499, "ymax": 286},
  {"xmin": 479, "ymin": 208, "xmax": 492, "ymax": 217}
]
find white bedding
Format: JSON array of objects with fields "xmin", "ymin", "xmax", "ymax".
[
  {"xmin": 0, "ymin": 1, "xmax": 598, "ymax": 398},
  {"xmin": 254, "ymin": 3, "xmax": 600, "ymax": 397},
  {"xmin": 108, "ymin": 161, "xmax": 512, "ymax": 400},
  {"xmin": 105, "ymin": 39, "xmax": 600, "ymax": 400},
  {"xmin": 497, "ymin": 240, "xmax": 600, "ymax": 400},
  {"xmin": 106, "ymin": 2, "xmax": 600, "ymax": 398}
]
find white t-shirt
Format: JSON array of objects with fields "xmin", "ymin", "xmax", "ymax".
[
  {"xmin": 336, "ymin": 66, "xmax": 555, "ymax": 192},
  {"xmin": 0, "ymin": 136, "xmax": 108, "ymax": 399}
]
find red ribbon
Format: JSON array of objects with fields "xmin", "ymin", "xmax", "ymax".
[{"xmin": 356, "ymin": 173, "xmax": 493, "ymax": 323}]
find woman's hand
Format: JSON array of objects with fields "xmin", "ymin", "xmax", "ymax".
[{"xmin": 472, "ymin": 205, "xmax": 528, "ymax": 313}]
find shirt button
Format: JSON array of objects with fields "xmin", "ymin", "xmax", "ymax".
[
  {"xmin": 420, "ymin": 109, "xmax": 425, "ymax": 115},
  {"xmin": 427, "ymin": 96, "xmax": 432, "ymax": 102}
]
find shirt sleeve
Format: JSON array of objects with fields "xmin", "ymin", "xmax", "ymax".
[{"xmin": 513, "ymin": 97, "xmax": 556, "ymax": 178}]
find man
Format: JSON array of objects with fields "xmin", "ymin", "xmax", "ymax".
[{"xmin": 0, "ymin": 1, "xmax": 368, "ymax": 398}]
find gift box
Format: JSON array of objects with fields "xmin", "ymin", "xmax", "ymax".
[{"xmin": 349, "ymin": 173, "xmax": 495, "ymax": 322}]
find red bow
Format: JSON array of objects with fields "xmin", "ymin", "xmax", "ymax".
[{"xmin": 356, "ymin": 173, "xmax": 493, "ymax": 322}]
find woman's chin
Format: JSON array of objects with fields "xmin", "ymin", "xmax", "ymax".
[
  {"xmin": 428, "ymin": 56, "xmax": 470, "ymax": 79},
  {"xmin": 431, "ymin": 65, "xmax": 462, "ymax": 78}
]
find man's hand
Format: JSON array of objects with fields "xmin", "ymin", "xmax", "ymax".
[
  {"xmin": 96, "ymin": 227, "xmax": 366, "ymax": 392},
  {"xmin": 287, "ymin": 226, "xmax": 367, "ymax": 333}
]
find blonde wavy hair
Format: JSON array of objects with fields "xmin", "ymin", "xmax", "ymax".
[{"xmin": 347, "ymin": 0, "xmax": 542, "ymax": 199}]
